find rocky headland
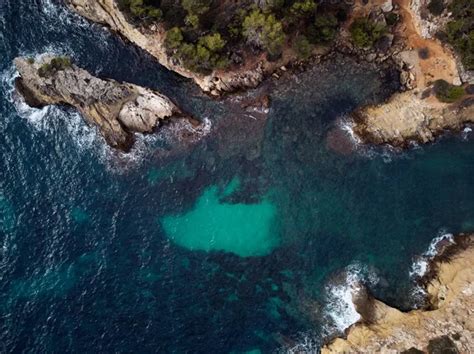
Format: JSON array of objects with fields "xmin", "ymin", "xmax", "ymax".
[
  {"xmin": 349, "ymin": 0, "xmax": 474, "ymax": 147},
  {"xmin": 15, "ymin": 55, "xmax": 191, "ymax": 151},
  {"xmin": 63, "ymin": 0, "xmax": 403, "ymax": 96},
  {"xmin": 352, "ymin": 91, "xmax": 474, "ymax": 146},
  {"xmin": 322, "ymin": 233, "xmax": 474, "ymax": 353}
]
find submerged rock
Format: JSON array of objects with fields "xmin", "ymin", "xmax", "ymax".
[
  {"xmin": 322, "ymin": 234, "xmax": 474, "ymax": 353},
  {"xmin": 14, "ymin": 55, "xmax": 188, "ymax": 151}
]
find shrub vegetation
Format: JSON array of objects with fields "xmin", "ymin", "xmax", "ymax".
[
  {"xmin": 118, "ymin": 0, "xmax": 351, "ymax": 72},
  {"xmin": 242, "ymin": 9, "xmax": 285, "ymax": 57},
  {"xmin": 294, "ymin": 35, "xmax": 313, "ymax": 58},
  {"xmin": 117, "ymin": 0, "xmax": 163, "ymax": 20},
  {"xmin": 350, "ymin": 18, "xmax": 387, "ymax": 48},
  {"xmin": 442, "ymin": 0, "xmax": 473, "ymax": 70},
  {"xmin": 38, "ymin": 56, "xmax": 72, "ymax": 77},
  {"xmin": 433, "ymin": 79, "xmax": 466, "ymax": 102}
]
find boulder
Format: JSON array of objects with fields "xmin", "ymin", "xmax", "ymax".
[{"xmin": 381, "ymin": 0, "xmax": 393, "ymax": 12}]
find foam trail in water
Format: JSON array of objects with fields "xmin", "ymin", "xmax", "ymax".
[{"xmin": 286, "ymin": 334, "xmax": 319, "ymax": 354}]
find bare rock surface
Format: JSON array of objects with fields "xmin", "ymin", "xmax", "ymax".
[
  {"xmin": 352, "ymin": 91, "xmax": 474, "ymax": 146},
  {"xmin": 15, "ymin": 55, "xmax": 185, "ymax": 151},
  {"xmin": 322, "ymin": 234, "xmax": 474, "ymax": 353}
]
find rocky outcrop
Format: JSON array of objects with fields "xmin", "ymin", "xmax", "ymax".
[
  {"xmin": 322, "ymin": 234, "xmax": 474, "ymax": 353},
  {"xmin": 15, "ymin": 55, "xmax": 187, "ymax": 151},
  {"xmin": 65, "ymin": 0, "xmax": 265, "ymax": 95},
  {"xmin": 352, "ymin": 91, "xmax": 474, "ymax": 146}
]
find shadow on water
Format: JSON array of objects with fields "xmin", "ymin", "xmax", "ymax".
[{"xmin": 0, "ymin": 1, "xmax": 474, "ymax": 353}]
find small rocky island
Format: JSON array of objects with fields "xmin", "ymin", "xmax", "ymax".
[
  {"xmin": 322, "ymin": 234, "xmax": 474, "ymax": 353},
  {"xmin": 15, "ymin": 55, "xmax": 191, "ymax": 151}
]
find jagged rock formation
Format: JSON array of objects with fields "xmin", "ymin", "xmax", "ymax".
[
  {"xmin": 322, "ymin": 234, "xmax": 474, "ymax": 353},
  {"xmin": 15, "ymin": 55, "xmax": 187, "ymax": 151},
  {"xmin": 65, "ymin": 0, "xmax": 265, "ymax": 95}
]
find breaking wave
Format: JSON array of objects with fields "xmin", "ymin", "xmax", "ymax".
[
  {"xmin": 286, "ymin": 334, "xmax": 319, "ymax": 354},
  {"xmin": 286, "ymin": 263, "xmax": 379, "ymax": 353},
  {"xmin": 462, "ymin": 126, "xmax": 473, "ymax": 141},
  {"xmin": 338, "ymin": 115, "xmax": 361, "ymax": 145},
  {"xmin": 322, "ymin": 262, "xmax": 379, "ymax": 336},
  {"xmin": 336, "ymin": 116, "xmax": 403, "ymax": 163}
]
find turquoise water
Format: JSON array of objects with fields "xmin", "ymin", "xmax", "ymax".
[
  {"xmin": 162, "ymin": 178, "xmax": 279, "ymax": 257},
  {"xmin": 0, "ymin": 1, "xmax": 473, "ymax": 352}
]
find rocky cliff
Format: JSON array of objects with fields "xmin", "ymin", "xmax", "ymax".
[
  {"xmin": 322, "ymin": 233, "xmax": 474, "ymax": 353},
  {"xmin": 65, "ymin": 0, "xmax": 265, "ymax": 95},
  {"xmin": 15, "ymin": 55, "xmax": 187, "ymax": 151}
]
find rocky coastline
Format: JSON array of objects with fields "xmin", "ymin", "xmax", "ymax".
[
  {"xmin": 322, "ymin": 233, "xmax": 474, "ymax": 353},
  {"xmin": 66, "ymin": 0, "xmax": 267, "ymax": 96},
  {"xmin": 14, "ymin": 55, "xmax": 192, "ymax": 151},
  {"xmin": 64, "ymin": 0, "xmax": 473, "ymax": 149},
  {"xmin": 63, "ymin": 0, "xmax": 407, "ymax": 96}
]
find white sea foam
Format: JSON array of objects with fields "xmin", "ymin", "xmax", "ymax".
[
  {"xmin": 286, "ymin": 334, "xmax": 319, "ymax": 354},
  {"xmin": 39, "ymin": 0, "xmax": 92, "ymax": 29},
  {"xmin": 1, "ymin": 62, "xmax": 110, "ymax": 162},
  {"xmin": 322, "ymin": 263, "xmax": 379, "ymax": 336},
  {"xmin": 284, "ymin": 263, "xmax": 379, "ymax": 353},
  {"xmin": 408, "ymin": 231, "xmax": 455, "ymax": 306},
  {"xmin": 3, "ymin": 60, "xmax": 211, "ymax": 171},
  {"xmin": 409, "ymin": 231, "xmax": 454, "ymax": 279},
  {"xmin": 462, "ymin": 126, "xmax": 473, "ymax": 141},
  {"xmin": 338, "ymin": 116, "xmax": 361, "ymax": 145},
  {"xmin": 121, "ymin": 117, "xmax": 212, "ymax": 166},
  {"xmin": 336, "ymin": 116, "xmax": 403, "ymax": 163}
]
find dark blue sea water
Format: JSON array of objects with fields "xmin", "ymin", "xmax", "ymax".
[{"xmin": 1, "ymin": 1, "xmax": 473, "ymax": 352}]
